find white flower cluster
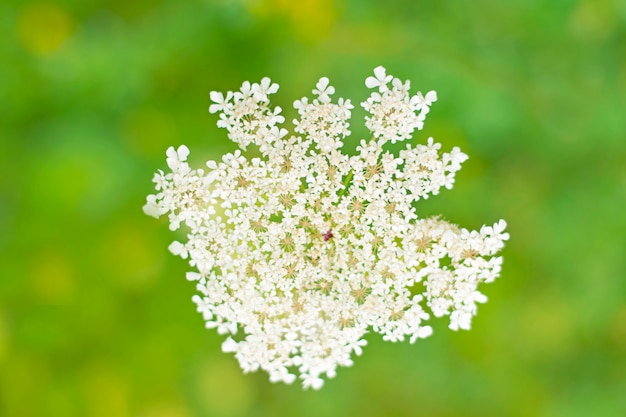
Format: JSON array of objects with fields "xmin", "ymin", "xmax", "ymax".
[{"xmin": 144, "ymin": 66, "xmax": 509, "ymax": 389}]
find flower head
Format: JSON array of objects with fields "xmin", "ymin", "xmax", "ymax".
[{"xmin": 144, "ymin": 67, "xmax": 508, "ymax": 389}]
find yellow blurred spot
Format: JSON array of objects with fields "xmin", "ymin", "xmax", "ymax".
[
  {"xmin": 0, "ymin": 353, "xmax": 50, "ymax": 416},
  {"xmin": 569, "ymin": 0, "xmax": 618, "ymax": 41},
  {"xmin": 122, "ymin": 108, "xmax": 177, "ymax": 157},
  {"xmin": 83, "ymin": 363, "xmax": 130, "ymax": 417},
  {"xmin": 17, "ymin": 3, "xmax": 74, "ymax": 56},
  {"xmin": 0, "ymin": 313, "xmax": 6, "ymax": 365},
  {"xmin": 30, "ymin": 250, "xmax": 74, "ymax": 303},
  {"xmin": 518, "ymin": 293, "xmax": 576, "ymax": 358},
  {"xmin": 101, "ymin": 222, "xmax": 161, "ymax": 290},
  {"xmin": 194, "ymin": 358, "xmax": 254, "ymax": 417},
  {"xmin": 139, "ymin": 403, "xmax": 192, "ymax": 417},
  {"xmin": 610, "ymin": 304, "xmax": 626, "ymax": 351},
  {"xmin": 248, "ymin": 0, "xmax": 337, "ymax": 42}
]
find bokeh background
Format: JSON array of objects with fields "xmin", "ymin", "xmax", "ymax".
[{"xmin": 1, "ymin": 0, "xmax": 625, "ymax": 416}]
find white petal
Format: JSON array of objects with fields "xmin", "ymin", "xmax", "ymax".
[
  {"xmin": 177, "ymin": 145, "xmax": 189, "ymax": 161},
  {"xmin": 317, "ymin": 77, "xmax": 329, "ymax": 90},
  {"xmin": 168, "ymin": 241, "xmax": 187, "ymax": 258},
  {"xmin": 474, "ymin": 292, "xmax": 488, "ymax": 303},
  {"xmin": 209, "ymin": 91, "xmax": 223, "ymax": 103},
  {"xmin": 165, "ymin": 146, "xmax": 177, "ymax": 159},
  {"xmin": 222, "ymin": 337, "xmax": 238, "ymax": 353},
  {"xmin": 311, "ymin": 377, "xmax": 324, "ymax": 390},
  {"xmin": 142, "ymin": 197, "xmax": 162, "ymax": 218},
  {"xmin": 373, "ymin": 65, "xmax": 387, "ymax": 81},
  {"xmin": 186, "ymin": 272, "xmax": 202, "ymax": 281},
  {"xmin": 365, "ymin": 76, "xmax": 379, "ymax": 88}
]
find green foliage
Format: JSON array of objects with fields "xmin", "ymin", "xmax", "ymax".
[{"xmin": 1, "ymin": 0, "xmax": 624, "ymax": 416}]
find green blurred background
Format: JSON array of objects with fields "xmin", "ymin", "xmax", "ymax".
[{"xmin": 1, "ymin": 0, "xmax": 625, "ymax": 416}]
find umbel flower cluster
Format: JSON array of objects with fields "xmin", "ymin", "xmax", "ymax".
[{"xmin": 144, "ymin": 66, "xmax": 509, "ymax": 389}]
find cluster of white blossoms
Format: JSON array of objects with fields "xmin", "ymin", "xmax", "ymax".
[{"xmin": 144, "ymin": 66, "xmax": 509, "ymax": 389}]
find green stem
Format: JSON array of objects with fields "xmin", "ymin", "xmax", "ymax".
[{"xmin": 339, "ymin": 169, "xmax": 353, "ymax": 198}]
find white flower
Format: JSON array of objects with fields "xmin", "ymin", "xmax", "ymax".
[
  {"xmin": 312, "ymin": 77, "xmax": 335, "ymax": 103},
  {"xmin": 144, "ymin": 66, "xmax": 508, "ymax": 389},
  {"xmin": 143, "ymin": 194, "xmax": 166, "ymax": 218},
  {"xmin": 253, "ymin": 77, "xmax": 279, "ymax": 102},
  {"xmin": 208, "ymin": 91, "xmax": 233, "ymax": 114},
  {"xmin": 365, "ymin": 65, "xmax": 393, "ymax": 91},
  {"xmin": 361, "ymin": 68, "xmax": 437, "ymax": 144},
  {"xmin": 412, "ymin": 90, "xmax": 437, "ymax": 114},
  {"xmin": 166, "ymin": 145, "xmax": 190, "ymax": 171},
  {"xmin": 168, "ymin": 241, "xmax": 187, "ymax": 258}
]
